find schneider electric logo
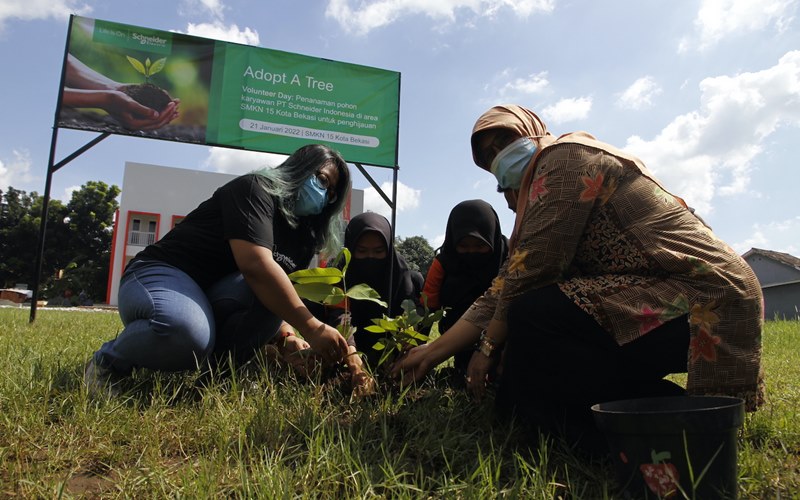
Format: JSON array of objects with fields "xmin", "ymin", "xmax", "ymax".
[{"xmin": 132, "ymin": 32, "xmax": 168, "ymax": 48}]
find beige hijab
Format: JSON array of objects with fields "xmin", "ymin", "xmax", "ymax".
[
  {"xmin": 470, "ymin": 104, "xmax": 552, "ymax": 171},
  {"xmin": 471, "ymin": 105, "xmax": 693, "ymax": 250},
  {"xmin": 470, "ymin": 105, "xmax": 555, "ymax": 248}
]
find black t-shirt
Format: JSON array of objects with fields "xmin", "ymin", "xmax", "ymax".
[{"xmin": 135, "ymin": 174, "xmax": 316, "ymax": 289}]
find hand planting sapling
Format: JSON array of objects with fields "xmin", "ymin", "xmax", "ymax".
[{"xmin": 288, "ymin": 249, "xmax": 443, "ymax": 387}]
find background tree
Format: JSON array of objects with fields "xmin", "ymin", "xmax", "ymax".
[
  {"xmin": 0, "ymin": 187, "xmax": 38, "ymax": 288},
  {"xmin": 395, "ymin": 235, "xmax": 434, "ymax": 274},
  {"xmin": 0, "ymin": 182, "xmax": 119, "ymax": 302},
  {"xmin": 58, "ymin": 181, "xmax": 121, "ymax": 301},
  {"xmin": 0, "ymin": 188, "xmax": 69, "ymax": 290}
]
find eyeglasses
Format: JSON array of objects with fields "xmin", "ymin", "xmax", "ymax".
[
  {"xmin": 477, "ymin": 130, "xmax": 519, "ymax": 169},
  {"xmin": 313, "ymin": 171, "xmax": 338, "ymax": 205}
]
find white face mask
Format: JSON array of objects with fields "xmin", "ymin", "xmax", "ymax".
[{"xmin": 490, "ymin": 137, "xmax": 537, "ymax": 190}]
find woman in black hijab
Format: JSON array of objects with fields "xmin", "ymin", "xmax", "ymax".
[
  {"xmin": 333, "ymin": 212, "xmax": 423, "ymax": 368},
  {"xmin": 422, "ymin": 200, "xmax": 508, "ymax": 376}
]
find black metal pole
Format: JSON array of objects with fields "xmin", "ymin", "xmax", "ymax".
[
  {"xmin": 29, "ymin": 15, "xmax": 73, "ymax": 323},
  {"xmin": 29, "ymin": 127, "xmax": 60, "ymax": 322},
  {"xmin": 388, "ymin": 166, "xmax": 399, "ymax": 308},
  {"xmin": 28, "ymin": 132, "xmax": 111, "ymax": 322}
]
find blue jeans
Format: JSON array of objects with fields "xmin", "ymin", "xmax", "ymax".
[{"xmin": 94, "ymin": 260, "xmax": 282, "ymax": 373}]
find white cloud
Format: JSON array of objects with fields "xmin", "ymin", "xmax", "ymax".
[
  {"xmin": 488, "ymin": 70, "xmax": 549, "ymax": 102},
  {"xmin": 183, "ymin": 21, "xmax": 259, "ymax": 45},
  {"xmin": 60, "ymin": 185, "xmax": 80, "ymax": 203},
  {"xmin": 431, "ymin": 232, "xmax": 445, "ymax": 249},
  {"xmin": 624, "ymin": 51, "xmax": 800, "ymax": 215},
  {"xmin": 179, "ymin": 0, "xmax": 227, "ymax": 20},
  {"xmin": 540, "ymin": 96, "xmax": 592, "ymax": 124},
  {"xmin": 0, "ymin": 0, "xmax": 91, "ymax": 29},
  {"xmin": 0, "ymin": 150, "xmax": 35, "ymax": 191},
  {"xmin": 680, "ymin": 0, "xmax": 796, "ymax": 51},
  {"xmin": 616, "ymin": 76, "xmax": 662, "ymax": 110},
  {"xmin": 731, "ymin": 229, "xmax": 770, "ymax": 255},
  {"xmin": 731, "ymin": 217, "xmax": 800, "ymax": 254},
  {"xmin": 325, "ymin": 0, "xmax": 555, "ymax": 35},
  {"xmin": 202, "ymin": 147, "xmax": 286, "ymax": 174},
  {"xmin": 363, "ymin": 181, "xmax": 420, "ymax": 217}
]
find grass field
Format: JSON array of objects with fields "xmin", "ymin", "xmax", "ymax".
[{"xmin": 0, "ymin": 307, "xmax": 798, "ymax": 498}]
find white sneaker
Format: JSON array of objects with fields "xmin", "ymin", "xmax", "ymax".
[{"xmin": 83, "ymin": 357, "xmax": 125, "ymax": 398}]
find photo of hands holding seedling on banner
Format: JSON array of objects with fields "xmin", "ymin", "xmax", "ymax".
[
  {"xmin": 58, "ymin": 16, "xmax": 213, "ymax": 143},
  {"xmin": 57, "ymin": 15, "xmax": 400, "ymax": 168}
]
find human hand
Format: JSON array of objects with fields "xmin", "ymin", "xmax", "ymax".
[
  {"xmin": 351, "ymin": 370, "xmax": 377, "ymax": 398},
  {"xmin": 276, "ymin": 335, "xmax": 313, "ymax": 377},
  {"xmin": 466, "ymin": 351, "xmax": 498, "ymax": 401},
  {"xmin": 303, "ymin": 322, "xmax": 349, "ymax": 365},
  {"xmin": 390, "ymin": 343, "xmax": 434, "ymax": 386},
  {"xmin": 104, "ymin": 91, "xmax": 180, "ymax": 130},
  {"xmin": 343, "ymin": 346, "xmax": 377, "ymax": 397}
]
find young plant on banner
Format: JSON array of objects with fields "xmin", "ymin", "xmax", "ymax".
[{"xmin": 122, "ymin": 55, "xmax": 173, "ymax": 113}]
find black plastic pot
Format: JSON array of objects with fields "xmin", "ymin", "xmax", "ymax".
[{"xmin": 591, "ymin": 396, "xmax": 744, "ymax": 499}]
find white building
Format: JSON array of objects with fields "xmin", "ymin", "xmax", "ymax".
[{"xmin": 106, "ymin": 162, "xmax": 364, "ymax": 305}]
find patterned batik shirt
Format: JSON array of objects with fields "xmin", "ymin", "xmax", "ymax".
[{"xmin": 462, "ymin": 133, "xmax": 764, "ymax": 410}]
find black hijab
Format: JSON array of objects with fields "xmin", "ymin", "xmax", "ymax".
[
  {"xmin": 436, "ymin": 200, "xmax": 508, "ymax": 331},
  {"xmin": 339, "ymin": 212, "xmax": 421, "ymax": 363}
]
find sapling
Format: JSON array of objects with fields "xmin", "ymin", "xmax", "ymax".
[
  {"xmin": 288, "ymin": 248, "xmax": 443, "ymax": 378},
  {"xmin": 365, "ymin": 295, "xmax": 444, "ymax": 369},
  {"xmin": 120, "ymin": 54, "xmax": 172, "ymax": 113}
]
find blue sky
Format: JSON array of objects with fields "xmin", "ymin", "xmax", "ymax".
[{"xmin": 1, "ymin": 0, "xmax": 798, "ymax": 255}]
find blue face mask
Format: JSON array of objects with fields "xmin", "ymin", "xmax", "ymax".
[
  {"xmin": 490, "ymin": 137, "xmax": 537, "ymax": 190},
  {"xmin": 294, "ymin": 175, "xmax": 328, "ymax": 216}
]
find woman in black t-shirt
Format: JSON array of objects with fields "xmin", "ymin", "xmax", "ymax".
[{"xmin": 85, "ymin": 144, "xmax": 352, "ymax": 396}]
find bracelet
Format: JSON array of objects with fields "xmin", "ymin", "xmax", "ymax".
[
  {"xmin": 477, "ymin": 330, "xmax": 500, "ymax": 358},
  {"xmin": 480, "ymin": 330, "xmax": 498, "ymax": 346}
]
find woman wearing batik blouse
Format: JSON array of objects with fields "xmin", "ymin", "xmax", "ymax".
[{"xmin": 394, "ymin": 104, "xmax": 764, "ymax": 450}]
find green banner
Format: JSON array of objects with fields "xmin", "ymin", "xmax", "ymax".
[
  {"xmin": 92, "ymin": 19, "xmax": 173, "ymax": 55},
  {"xmin": 58, "ymin": 16, "xmax": 400, "ymax": 168}
]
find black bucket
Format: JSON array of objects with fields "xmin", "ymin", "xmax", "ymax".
[{"xmin": 591, "ymin": 396, "xmax": 744, "ymax": 499}]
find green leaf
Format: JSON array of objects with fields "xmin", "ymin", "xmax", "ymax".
[
  {"xmin": 148, "ymin": 57, "xmax": 167, "ymax": 77},
  {"xmin": 372, "ymin": 342, "xmax": 386, "ymax": 351},
  {"xmin": 288, "ymin": 267, "xmax": 343, "ymax": 285},
  {"xmin": 402, "ymin": 329, "xmax": 429, "ymax": 342},
  {"xmin": 419, "ymin": 308, "xmax": 447, "ymax": 329},
  {"xmin": 292, "ymin": 282, "xmax": 345, "ymax": 304},
  {"xmin": 375, "ymin": 318, "xmax": 399, "ymax": 331},
  {"xmin": 345, "ymin": 283, "xmax": 387, "ymax": 307},
  {"xmin": 339, "ymin": 247, "xmax": 351, "ymax": 276},
  {"xmin": 126, "ymin": 56, "xmax": 146, "ymax": 76},
  {"xmin": 364, "ymin": 325, "xmax": 387, "ymax": 333}
]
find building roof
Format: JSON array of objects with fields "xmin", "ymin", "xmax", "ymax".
[{"xmin": 743, "ymin": 247, "xmax": 800, "ymax": 271}]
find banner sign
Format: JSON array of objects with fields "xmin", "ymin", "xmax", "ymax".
[{"xmin": 57, "ymin": 16, "xmax": 401, "ymax": 168}]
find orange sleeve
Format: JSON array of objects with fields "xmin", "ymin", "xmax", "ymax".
[{"xmin": 421, "ymin": 257, "xmax": 445, "ymax": 310}]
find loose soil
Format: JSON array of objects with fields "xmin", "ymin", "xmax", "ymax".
[{"xmin": 120, "ymin": 83, "xmax": 172, "ymax": 114}]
